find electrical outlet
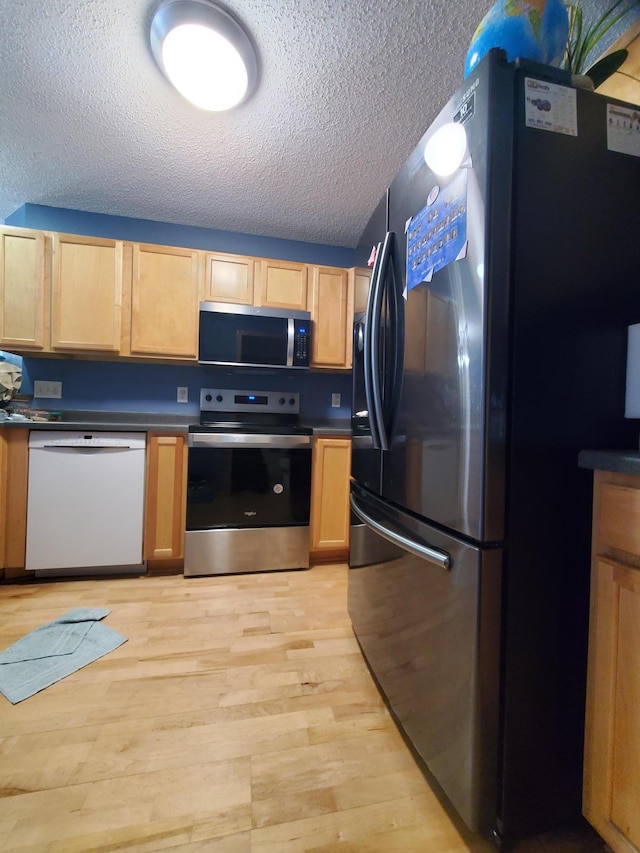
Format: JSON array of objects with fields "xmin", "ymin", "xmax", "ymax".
[
  {"xmin": 331, "ymin": 393, "xmax": 341, "ymax": 408},
  {"xmin": 177, "ymin": 386, "xmax": 189, "ymax": 403},
  {"xmin": 34, "ymin": 380, "xmax": 62, "ymax": 399}
]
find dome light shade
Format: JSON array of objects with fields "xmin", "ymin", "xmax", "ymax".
[{"xmin": 150, "ymin": 0, "xmax": 259, "ymax": 111}]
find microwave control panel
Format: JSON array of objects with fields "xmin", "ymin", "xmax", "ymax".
[{"xmin": 293, "ymin": 321, "xmax": 310, "ymax": 367}]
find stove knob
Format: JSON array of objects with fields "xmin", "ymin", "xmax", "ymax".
[
  {"xmin": 289, "ymin": 398, "xmax": 296, "ymax": 406},
  {"xmin": 279, "ymin": 397, "xmax": 285, "ymax": 405},
  {"xmin": 205, "ymin": 394, "xmax": 212, "ymax": 402},
  {"xmin": 216, "ymin": 394, "xmax": 223, "ymax": 402}
]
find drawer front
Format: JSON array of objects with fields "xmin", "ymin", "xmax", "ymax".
[{"xmin": 600, "ymin": 483, "xmax": 640, "ymax": 556}]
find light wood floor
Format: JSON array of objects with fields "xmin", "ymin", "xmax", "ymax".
[{"xmin": 0, "ymin": 565, "xmax": 606, "ymax": 852}]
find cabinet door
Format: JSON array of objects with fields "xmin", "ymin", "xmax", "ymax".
[
  {"xmin": 144, "ymin": 433, "xmax": 188, "ymax": 560},
  {"xmin": 204, "ymin": 252, "xmax": 255, "ymax": 304},
  {"xmin": 130, "ymin": 244, "xmax": 201, "ymax": 358},
  {"xmin": 0, "ymin": 428, "xmax": 29, "ymax": 580},
  {"xmin": 51, "ymin": 233, "xmax": 124, "ymax": 352},
  {"xmin": 310, "ymin": 437, "xmax": 351, "ymax": 555},
  {"xmin": 309, "ymin": 265, "xmax": 353, "ymax": 369},
  {"xmin": 0, "ymin": 227, "xmax": 48, "ymax": 351},
  {"xmin": 257, "ymin": 259, "xmax": 308, "ymax": 310},
  {"xmin": 351, "ymin": 267, "xmax": 372, "ymax": 315},
  {"xmin": 583, "ymin": 474, "xmax": 640, "ymax": 853}
]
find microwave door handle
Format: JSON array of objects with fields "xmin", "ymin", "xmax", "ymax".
[{"xmin": 286, "ymin": 318, "xmax": 294, "ymax": 367}]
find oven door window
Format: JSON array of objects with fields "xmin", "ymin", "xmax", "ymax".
[
  {"xmin": 186, "ymin": 447, "xmax": 312, "ymax": 530},
  {"xmin": 199, "ymin": 312, "xmax": 289, "ymax": 366}
]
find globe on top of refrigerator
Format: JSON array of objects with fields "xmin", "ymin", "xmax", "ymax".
[{"xmin": 464, "ymin": 0, "xmax": 569, "ymax": 78}]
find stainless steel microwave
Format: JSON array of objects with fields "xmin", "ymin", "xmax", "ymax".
[{"xmin": 198, "ymin": 302, "xmax": 312, "ymax": 369}]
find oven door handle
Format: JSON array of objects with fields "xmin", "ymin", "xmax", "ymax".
[{"xmin": 189, "ymin": 433, "xmax": 312, "ymax": 449}]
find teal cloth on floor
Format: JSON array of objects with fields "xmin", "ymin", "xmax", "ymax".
[{"xmin": 0, "ymin": 607, "xmax": 127, "ymax": 704}]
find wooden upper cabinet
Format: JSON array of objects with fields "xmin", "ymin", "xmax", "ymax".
[
  {"xmin": 51, "ymin": 233, "xmax": 123, "ymax": 352},
  {"xmin": 257, "ymin": 259, "xmax": 308, "ymax": 310},
  {"xmin": 352, "ymin": 267, "xmax": 372, "ymax": 315},
  {"xmin": 309, "ymin": 265, "xmax": 353, "ymax": 369},
  {"xmin": 204, "ymin": 252, "xmax": 255, "ymax": 305},
  {"xmin": 130, "ymin": 243, "xmax": 201, "ymax": 359},
  {"xmin": 0, "ymin": 226, "xmax": 48, "ymax": 351}
]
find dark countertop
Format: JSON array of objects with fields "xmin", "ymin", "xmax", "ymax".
[
  {"xmin": 1, "ymin": 411, "xmax": 353, "ymax": 436},
  {"xmin": 578, "ymin": 449, "xmax": 640, "ymax": 476},
  {"xmin": 0, "ymin": 412, "xmax": 195, "ymax": 432},
  {"xmin": 302, "ymin": 418, "xmax": 351, "ymax": 436}
]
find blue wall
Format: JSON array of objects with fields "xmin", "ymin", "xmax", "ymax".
[
  {"xmin": 22, "ymin": 359, "xmax": 352, "ymax": 420},
  {"xmin": 6, "ymin": 205, "xmax": 355, "ymax": 419},
  {"xmin": 5, "ymin": 204, "xmax": 356, "ymax": 267}
]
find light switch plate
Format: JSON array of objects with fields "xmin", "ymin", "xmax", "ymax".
[
  {"xmin": 34, "ymin": 380, "xmax": 62, "ymax": 399},
  {"xmin": 331, "ymin": 393, "xmax": 341, "ymax": 408}
]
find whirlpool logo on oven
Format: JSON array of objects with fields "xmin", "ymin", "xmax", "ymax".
[{"xmin": 243, "ymin": 510, "xmax": 257, "ymax": 517}]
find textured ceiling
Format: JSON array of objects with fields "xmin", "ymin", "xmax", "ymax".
[{"xmin": 0, "ymin": 0, "xmax": 629, "ymax": 247}]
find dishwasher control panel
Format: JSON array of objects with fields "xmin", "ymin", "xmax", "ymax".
[{"xmin": 28, "ymin": 431, "xmax": 146, "ymax": 449}]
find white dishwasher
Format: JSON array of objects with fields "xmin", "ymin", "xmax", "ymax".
[{"xmin": 25, "ymin": 431, "xmax": 147, "ymax": 577}]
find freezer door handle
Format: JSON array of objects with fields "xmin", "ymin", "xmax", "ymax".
[{"xmin": 350, "ymin": 494, "xmax": 451, "ymax": 570}]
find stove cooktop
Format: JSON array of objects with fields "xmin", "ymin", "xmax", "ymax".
[{"xmin": 194, "ymin": 387, "xmax": 308, "ymax": 435}]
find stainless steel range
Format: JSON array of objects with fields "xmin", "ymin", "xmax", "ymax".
[{"xmin": 184, "ymin": 388, "xmax": 313, "ymax": 577}]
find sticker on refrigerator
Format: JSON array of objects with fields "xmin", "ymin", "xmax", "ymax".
[
  {"xmin": 405, "ymin": 170, "xmax": 468, "ymax": 294},
  {"xmin": 524, "ymin": 78, "xmax": 577, "ymax": 137},
  {"xmin": 606, "ymin": 103, "xmax": 640, "ymax": 158}
]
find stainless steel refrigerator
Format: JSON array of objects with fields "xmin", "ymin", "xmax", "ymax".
[{"xmin": 348, "ymin": 49, "xmax": 640, "ymax": 847}]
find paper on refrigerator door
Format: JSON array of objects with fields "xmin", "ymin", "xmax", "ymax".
[
  {"xmin": 405, "ymin": 170, "xmax": 468, "ymax": 296},
  {"xmin": 626, "ymin": 323, "xmax": 640, "ymax": 418},
  {"xmin": 607, "ymin": 103, "xmax": 640, "ymax": 158}
]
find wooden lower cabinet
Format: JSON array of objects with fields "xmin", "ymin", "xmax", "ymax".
[
  {"xmin": 583, "ymin": 469, "xmax": 640, "ymax": 853},
  {"xmin": 309, "ymin": 436, "xmax": 351, "ymax": 560},
  {"xmin": 0, "ymin": 428, "xmax": 29, "ymax": 580},
  {"xmin": 143, "ymin": 433, "xmax": 188, "ymax": 567}
]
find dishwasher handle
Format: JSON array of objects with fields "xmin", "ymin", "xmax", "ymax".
[{"xmin": 40, "ymin": 444, "xmax": 135, "ymax": 451}]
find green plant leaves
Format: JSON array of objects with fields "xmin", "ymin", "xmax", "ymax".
[
  {"xmin": 585, "ymin": 47, "xmax": 629, "ymax": 87},
  {"xmin": 563, "ymin": 0, "xmax": 639, "ymax": 77}
]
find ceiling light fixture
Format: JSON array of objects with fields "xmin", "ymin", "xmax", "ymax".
[
  {"xmin": 423, "ymin": 122, "xmax": 469, "ymax": 177},
  {"xmin": 150, "ymin": 0, "xmax": 259, "ymax": 112}
]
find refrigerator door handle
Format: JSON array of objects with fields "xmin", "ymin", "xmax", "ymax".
[
  {"xmin": 351, "ymin": 494, "xmax": 451, "ymax": 570},
  {"xmin": 369, "ymin": 231, "xmax": 393, "ymax": 451},
  {"xmin": 364, "ymin": 240, "xmax": 384, "ymax": 449},
  {"xmin": 384, "ymin": 238, "xmax": 404, "ymax": 442}
]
